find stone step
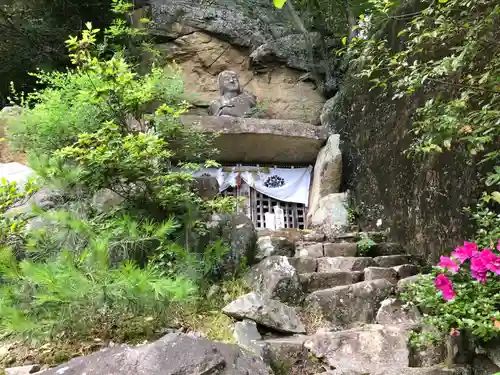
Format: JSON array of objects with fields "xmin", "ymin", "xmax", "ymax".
[
  {"xmin": 296, "ymin": 242, "xmax": 358, "ymax": 258},
  {"xmin": 373, "ymin": 255, "xmax": 413, "ymax": 268},
  {"xmin": 317, "ymin": 256, "xmax": 376, "ymax": 272},
  {"xmin": 299, "ymin": 271, "xmax": 363, "ymax": 293},
  {"xmin": 304, "ymin": 279, "xmax": 394, "ymax": 326},
  {"xmin": 364, "ymin": 267, "xmax": 398, "ymax": 284}
]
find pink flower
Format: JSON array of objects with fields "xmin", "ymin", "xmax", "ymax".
[
  {"xmin": 451, "ymin": 242, "xmax": 478, "ymax": 264},
  {"xmin": 479, "ymin": 249, "xmax": 500, "ymax": 275},
  {"xmin": 470, "ymin": 254, "xmax": 488, "ymax": 282},
  {"xmin": 438, "ymin": 256, "xmax": 459, "ymax": 273},
  {"xmin": 434, "ymin": 274, "xmax": 456, "ymax": 301}
]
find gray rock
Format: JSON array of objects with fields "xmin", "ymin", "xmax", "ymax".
[
  {"xmin": 364, "ymin": 267, "xmax": 398, "ymax": 284},
  {"xmin": 323, "ymin": 242, "xmax": 357, "ymax": 257},
  {"xmin": 5, "ymin": 186, "xmax": 61, "ymax": 218},
  {"xmin": 310, "ymin": 193, "xmax": 349, "ymax": 237},
  {"xmin": 233, "ymin": 319, "xmax": 264, "ymax": 357},
  {"xmin": 308, "ymin": 135, "xmax": 342, "ymax": 222},
  {"xmin": 207, "ymin": 212, "xmax": 257, "ymax": 276},
  {"xmin": 374, "ymin": 255, "xmax": 411, "ymax": 268},
  {"xmin": 149, "ymin": 0, "xmax": 334, "ymax": 76},
  {"xmin": 41, "ymin": 332, "xmax": 271, "ymax": 375},
  {"xmin": 410, "ymin": 338, "xmax": 446, "ymax": 368},
  {"xmin": 0, "ymin": 162, "xmax": 34, "ymax": 189},
  {"xmin": 397, "ymin": 275, "xmax": 422, "ymax": 293},
  {"xmin": 193, "ymin": 175, "xmax": 220, "ymax": 199},
  {"xmin": 255, "ymin": 236, "xmax": 295, "ymax": 262},
  {"xmin": 303, "ymin": 232, "xmax": 325, "ymax": 242},
  {"xmin": 393, "ymin": 264, "xmax": 419, "ymax": 279},
  {"xmin": 296, "ymin": 242, "xmax": 324, "ymax": 258},
  {"xmin": 223, "ymin": 292, "xmax": 306, "ymax": 334},
  {"xmin": 486, "ymin": 340, "xmax": 500, "ymax": 367},
  {"xmin": 246, "ymin": 256, "xmax": 303, "ymax": 304},
  {"xmin": 5, "ymin": 365, "xmax": 41, "ymax": 375},
  {"xmin": 305, "ymin": 279, "xmax": 394, "ymax": 326},
  {"xmin": 317, "ymin": 256, "xmax": 376, "ymax": 272},
  {"xmin": 288, "ymin": 256, "xmax": 317, "ymax": 273},
  {"xmin": 371, "ymin": 242, "xmax": 406, "ymax": 256},
  {"xmin": 300, "ymin": 271, "xmax": 362, "ymax": 293},
  {"xmin": 91, "ymin": 188, "xmax": 125, "ymax": 213},
  {"xmin": 473, "ymin": 355, "xmax": 500, "ymax": 375},
  {"xmin": 323, "ymin": 367, "xmax": 471, "ymax": 375},
  {"xmin": 262, "ymin": 336, "xmax": 321, "ymax": 374},
  {"xmin": 376, "ymin": 298, "xmax": 422, "ymax": 325},
  {"xmin": 304, "ymin": 324, "xmax": 410, "ymax": 372}
]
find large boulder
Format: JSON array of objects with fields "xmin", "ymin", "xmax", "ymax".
[
  {"xmin": 223, "ymin": 292, "xmax": 306, "ymax": 334},
  {"xmin": 321, "ymin": 366, "xmax": 471, "ymax": 375},
  {"xmin": 376, "ymin": 298, "xmax": 421, "ymax": 326},
  {"xmin": 148, "ymin": 0, "xmax": 339, "ymax": 98},
  {"xmin": 255, "ymin": 235, "xmax": 295, "ymax": 262},
  {"xmin": 305, "ymin": 279, "xmax": 394, "ymax": 326},
  {"xmin": 304, "ymin": 324, "xmax": 410, "ymax": 373},
  {"xmin": 308, "ymin": 135, "xmax": 342, "ymax": 222},
  {"xmin": 206, "ymin": 212, "xmax": 257, "ymax": 276},
  {"xmin": 246, "ymin": 256, "xmax": 303, "ymax": 304},
  {"xmin": 310, "ymin": 192, "xmax": 349, "ymax": 238},
  {"xmin": 41, "ymin": 332, "xmax": 272, "ymax": 375}
]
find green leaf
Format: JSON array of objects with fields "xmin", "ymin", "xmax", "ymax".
[
  {"xmin": 273, "ymin": 0, "xmax": 286, "ymax": 8},
  {"xmin": 491, "ymin": 191, "xmax": 500, "ymax": 203},
  {"xmin": 342, "ymin": 37, "xmax": 348, "ymax": 46}
]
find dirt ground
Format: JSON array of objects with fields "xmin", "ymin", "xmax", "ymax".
[{"xmin": 0, "ymin": 118, "xmax": 27, "ymax": 164}]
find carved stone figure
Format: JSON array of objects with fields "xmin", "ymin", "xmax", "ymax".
[{"xmin": 209, "ymin": 71, "xmax": 257, "ymax": 117}]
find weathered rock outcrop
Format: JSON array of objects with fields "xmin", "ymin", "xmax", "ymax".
[
  {"xmin": 320, "ymin": 10, "xmax": 481, "ymax": 262},
  {"xmin": 146, "ymin": 1, "xmax": 331, "ymax": 123},
  {"xmin": 40, "ymin": 332, "xmax": 272, "ymax": 375}
]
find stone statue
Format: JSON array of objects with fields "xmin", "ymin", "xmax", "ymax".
[{"xmin": 208, "ymin": 71, "xmax": 257, "ymax": 117}]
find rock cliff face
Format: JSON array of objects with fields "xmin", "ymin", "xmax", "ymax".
[
  {"xmin": 145, "ymin": 0, "xmax": 335, "ymax": 123},
  {"xmin": 321, "ymin": 59, "xmax": 482, "ymax": 263}
]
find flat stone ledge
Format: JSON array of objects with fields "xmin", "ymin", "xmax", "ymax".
[{"xmin": 181, "ymin": 115, "xmax": 328, "ymax": 164}]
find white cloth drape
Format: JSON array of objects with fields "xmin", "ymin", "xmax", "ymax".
[{"xmin": 192, "ymin": 165, "xmax": 312, "ymax": 206}]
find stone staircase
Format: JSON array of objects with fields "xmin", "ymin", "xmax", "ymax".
[{"xmin": 223, "ymin": 230, "xmax": 466, "ymax": 375}]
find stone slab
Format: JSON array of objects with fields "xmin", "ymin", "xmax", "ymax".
[{"xmin": 181, "ymin": 115, "xmax": 327, "ymax": 164}]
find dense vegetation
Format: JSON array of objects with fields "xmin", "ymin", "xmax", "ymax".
[
  {"xmin": 0, "ymin": 0, "xmax": 115, "ymax": 106},
  {"xmin": 334, "ymin": 0, "xmax": 500, "ymax": 348},
  {"xmin": 0, "ymin": 1, "xmax": 245, "ymax": 362}
]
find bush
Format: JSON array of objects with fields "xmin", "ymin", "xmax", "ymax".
[
  {"xmin": 0, "ymin": 0, "xmax": 242, "ymax": 349},
  {"xmin": 0, "ymin": 244, "xmax": 197, "ymax": 342},
  {"xmin": 402, "ymin": 240, "xmax": 500, "ymax": 342}
]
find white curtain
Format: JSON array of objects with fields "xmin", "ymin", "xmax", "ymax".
[{"xmin": 192, "ymin": 165, "xmax": 312, "ymax": 206}]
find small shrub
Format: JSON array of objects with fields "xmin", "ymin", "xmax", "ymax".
[
  {"xmin": 356, "ymin": 233, "xmax": 376, "ymax": 256},
  {"xmin": 0, "ymin": 178, "xmax": 40, "ymax": 254},
  {"xmin": 402, "ymin": 240, "xmax": 500, "ymax": 342},
  {"xmin": 0, "ymin": 240, "xmax": 198, "ymax": 342}
]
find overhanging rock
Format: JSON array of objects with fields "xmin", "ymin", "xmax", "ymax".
[{"xmin": 181, "ymin": 115, "xmax": 328, "ymax": 164}]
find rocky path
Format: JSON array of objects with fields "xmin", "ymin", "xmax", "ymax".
[{"xmin": 223, "ymin": 229, "xmax": 468, "ymax": 375}]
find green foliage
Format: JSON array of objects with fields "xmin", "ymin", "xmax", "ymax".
[
  {"xmin": 356, "ymin": 234, "xmax": 376, "ymax": 256},
  {"xmin": 0, "ymin": 0, "xmax": 114, "ymax": 106},
  {"xmin": 408, "ymin": 330, "xmax": 439, "ymax": 350},
  {"xmin": 346, "ymin": 0, "xmax": 500, "ymax": 226},
  {"xmin": 466, "ymin": 198, "xmax": 500, "ymax": 249},
  {"xmin": 0, "ymin": 178, "xmax": 39, "ymax": 252},
  {"xmin": 0, "ymin": 244, "xmax": 197, "ymax": 342},
  {"xmin": 0, "ymin": 0, "xmax": 240, "ymax": 349},
  {"xmin": 401, "ymin": 272, "xmax": 500, "ymax": 342}
]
